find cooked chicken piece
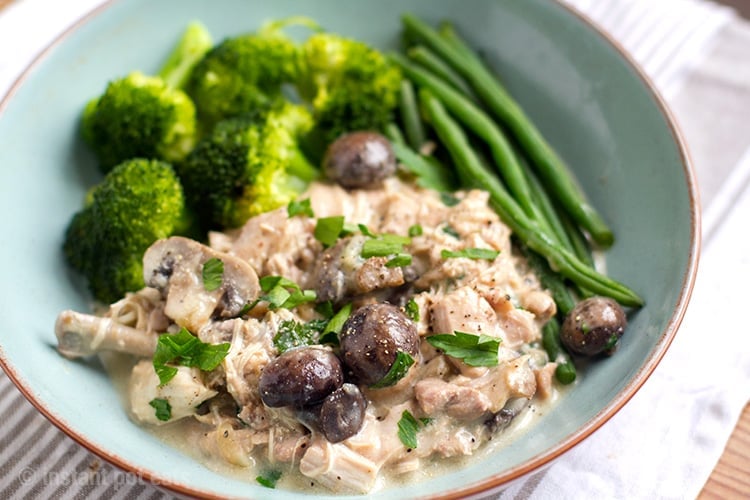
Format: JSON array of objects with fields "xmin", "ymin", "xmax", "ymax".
[
  {"xmin": 299, "ymin": 437, "xmax": 379, "ymax": 493},
  {"xmin": 520, "ymin": 290, "xmax": 557, "ymax": 322},
  {"xmin": 430, "ymin": 286, "xmax": 503, "ymax": 338},
  {"xmin": 454, "ymin": 355, "xmax": 537, "ymax": 413},
  {"xmin": 142, "ymin": 237, "xmax": 260, "ymax": 332},
  {"xmin": 55, "ymin": 310, "xmax": 157, "ymax": 359},
  {"xmin": 534, "ymin": 362, "xmax": 558, "ymax": 401},
  {"xmin": 313, "ymin": 235, "xmax": 408, "ymax": 304},
  {"xmin": 128, "ymin": 360, "xmax": 217, "ymax": 425},
  {"xmin": 218, "ymin": 207, "xmax": 319, "ymax": 287},
  {"xmin": 414, "ymin": 378, "xmax": 492, "ymax": 420}
]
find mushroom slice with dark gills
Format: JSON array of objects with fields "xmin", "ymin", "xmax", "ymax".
[
  {"xmin": 313, "ymin": 235, "xmax": 413, "ymax": 304},
  {"xmin": 143, "ymin": 236, "xmax": 261, "ymax": 332}
]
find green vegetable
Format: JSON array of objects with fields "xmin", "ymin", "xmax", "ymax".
[
  {"xmin": 441, "ymin": 248, "xmax": 500, "ymax": 260},
  {"xmin": 256, "ymin": 470, "xmax": 282, "ymax": 489},
  {"xmin": 314, "ymin": 215, "xmax": 346, "ymax": 247},
  {"xmin": 361, "ymin": 234, "xmax": 411, "ymax": 258},
  {"xmin": 178, "ymin": 101, "xmax": 318, "ymax": 229},
  {"xmin": 398, "ymin": 79, "xmax": 427, "ymax": 150},
  {"xmin": 273, "ymin": 319, "xmax": 327, "ymax": 353},
  {"xmin": 390, "ymin": 51, "xmax": 543, "ymax": 225},
  {"xmin": 202, "ymin": 258, "xmax": 224, "ymax": 291},
  {"xmin": 63, "ymin": 158, "xmax": 191, "ymax": 304},
  {"xmin": 441, "ymin": 225, "xmax": 460, "ymax": 239},
  {"xmin": 426, "ymin": 331, "xmax": 500, "ymax": 367},
  {"xmin": 386, "ymin": 253, "xmax": 413, "ymax": 268},
  {"xmin": 406, "ymin": 45, "xmax": 478, "ymax": 102},
  {"xmin": 408, "ymin": 224, "xmax": 423, "ymax": 237},
  {"xmin": 152, "ymin": 328, "xmax": 230, "ymax": 385},
  {"xmin": 401, "ymin": 14, "xmax": 614, "ymax": 247},
  {"xmin": 389, "ymin": 139, "xmax": 456, "ymax": 192},
  {"xmin": 158, "ymin": 21, "xmax": 214, "ymax": 89},
  {"xmin": 319, "ymin": 302, "xmax": 352, "ymax": 345},
  {"xmin": 370, "ymin": 351, "xmax": 415, "ymax": 388},
  {"xmin": 439, "ymin": 192, "xmax": 460, "ymax": 206},
  {"xmin": 257, "ymin": 276, "xmax": 316, "ymax": 310},
  {"xmin": 287, "ymin": 198, "xmax": 314, "ymax": 218},
  {"xmin": 148, "ymin": 398, "xmax": 172, "ymax": 422},
  {"xmin": 404, "ymin": 298, "xmax": 420, "ymax": 322},
  {"xmin": 397, "ymin": 410, "xmax": 429, "ymax": 449},
  {"xmin": 297, "ymin": 31, "xmax": 402, "ymax": 149},
  {"xmin": 418, "ymin": 90, "xmax": 642, "ymax": 306},
  {"xmin": 82, "ymin": 23, "xmax": 211, "ymax": 172},
  {"xmin": 541, "ymin": 317, "xmax": 577, "ymax": 385},
  {"xmin": 186, "ymin": 18, "xmax": 305, "ymax": 128}
]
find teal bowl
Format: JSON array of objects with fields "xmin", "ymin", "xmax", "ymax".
[{"xmin": 0, "ymin": 0, "xmax": 699, "ymax": 498}]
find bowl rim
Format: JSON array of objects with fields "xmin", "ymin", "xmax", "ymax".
[{"xmin": 0, "ymin": 0, "xmax": 701, "ymax": 498}]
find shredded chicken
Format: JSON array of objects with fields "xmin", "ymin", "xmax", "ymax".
[{"xmin": 54, "ymin": 177, "xmax": 564, "ymax": 494}]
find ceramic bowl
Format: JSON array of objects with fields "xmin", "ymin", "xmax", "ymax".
[{"xmin": 0, "ymin": 0, "xmax": 699, "ymax": 498}]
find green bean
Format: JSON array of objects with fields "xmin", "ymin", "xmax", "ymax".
[
  {"xmin": 542, "ymin": 318, "xmax": 577, "ymax": 385},
  {"xmin": 517, "ymin": 240, "xmax": 576, "ymax": 316},
  {"xmin": 561, "ymin": 211, "xmax": 595, "ymax": 268},
  {"xmin": 390, "ymin": 52, "xmax": 543, "ymax": 226},
  {"xmin": 402, "ymin": 14, "xmax": 614, "ymax": 247},
  {"xmin": 385, "ymin": 122, "xmax": 456, "ymax": 192},
  {"xmin": 384, "ymin": 122, "xmax": 406, "ymax": 145},
  {"xmin": 522, "ymin": 152, "xmax": 573, "ymax": 251},
  {"xmin": 420, "ymin": 90, "xmax": 643, "ymax": 307},
  {"xmin": 407, "ymin": 45, "xmax": 478, "ymax": 102},
  {"xmin": 398, "ymin": 79, "xmax": 427, "ymax": 150}
]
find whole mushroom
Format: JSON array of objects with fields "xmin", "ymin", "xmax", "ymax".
[
  {"xmin": 560, "ymin": 296, "xmax": 627, "ymax": 356},
  {"xmin": 323, "ymin": 131, "xmax": 396, "ymax": 189}
]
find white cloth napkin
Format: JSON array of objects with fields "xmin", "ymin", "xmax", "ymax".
[{"xmin": 1, "ymin": 1, "xmax": 748, "ymax": 499}]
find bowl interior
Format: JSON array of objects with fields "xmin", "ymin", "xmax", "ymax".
[{"xmin": 0, "ymin": 0, "xmax": 698, "ymax": 498}]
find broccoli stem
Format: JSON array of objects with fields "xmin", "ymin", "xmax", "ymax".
[
  {"xmin": 158, "ymin": 21, "xmax": 213, "ymax": 89},
  {"xmin": 398, "ymin": 79, "xmax": 427, "ymax": 150},
  {"xmin": 419, "ymin": 90, "xmax": 643, "ymax": 307},
  {"xmin": 402, "ymin": 14, "xmax": 614, "ymax": 248}
]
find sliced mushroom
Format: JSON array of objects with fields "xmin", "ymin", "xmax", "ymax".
[
  {"xmin": 142, "ymin": 237, "xmax": 261, "ymax": 332},
  {"xmin": 55, "ymin": 310, "xmax": 157, "ymax": 359}
]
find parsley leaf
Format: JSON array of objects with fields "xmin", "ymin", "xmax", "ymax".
[
  {"xmin": 440, "ymin": 192, "xmax": 461, "ymax": 207},
  {"xmin": 202, "ymin": 258, "xmax": 224, "ymax": 291},
  {"xmin": 404, "ymin": 298, "xmax": 420, "ymax": 322},
  {"xmin": 273, "ymin": 319, "xmax": 327, "ymax": 353},
  {"xmin": 148, "ymin": 398, "xmax": 172, "ymax": 421},
  {"xmin": 152, "ymin": 328, "xmax": 231, "ymax": 385},
  {"xmin": 397, "ymin": 410, "xmax": 430, "ymax": 449},
  {"xmin": 287, "ymin": 198, "xmax": 314, "ymax": 218},
  {"xmin": 358, "ymin": 223, "xmax": 376, "ymax": 237},
  {"xmin": 441, "ymin": 225, "xmax": 460, "ymax": 238},
  {"xmin": 256, "ymin": 470, "xmax": 282, "ymax": 488},
  {"xmin": 314, "ymin": 216, "xmax": 345, "ymax": 247},
  {"xmin": 426, "ymin": 331, "xmax": 500, "ymax": 367},
  {"xmin": 370, "ymin": 351, "xmax": 414, "ymax": 388},
  {"xmin": 408, "ymin": 224, "xmax": 423, "ymax": 237},
  {"xmin": 361, "ymin": 233, "xmax": 411, "ymax": 258},
  {"xmin": 319, "ymin": 303, "xmax": 352, "ymax": 346},
  {"xmin": 257, "ymin": 276, "xmax": 316, "ymax": 310},
  {"xmin": 386, "ymin": 253, "xmax": 412, "ymax": 268},
  {"xmin": 440, "ymin": 248, "xmax": 500, "ymax": 260}
]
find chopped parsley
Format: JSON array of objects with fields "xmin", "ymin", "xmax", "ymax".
[
  {"xmin": 287, "ymin": 198, "xmax": 314, "ymax": 218},
  {"xmin": 152, "ymin": 328, "xmax": 230, "ymax": 385},
  {"xmin": 404, "ymin": 298, "xmax": 420, "ymax": 322},
  {"xmin": 441, "ymin": 225, "xmax": 460, "ymax": 239},
  {"xmin": 257, "ymin": 276, "xmax": 316, "ymax": 310},
  {"xmin": 314, "ymin": 216, "xmax": 345, "ymax": 247},
  {"xmin": 273, "ymin": 319, "xmax": 328, "ymax": 353},
  {"xmin": 370, "ymin": 351, "xmax": 414, "ymax": 388},
  {"xmin": 408, "ymin": 224, "xmax": 423, "ymax": 237},
  {"xmin": 441, "ymin": 248, "xmax": 500, "ymax": 260},
  {"xmin": 440, "ymin": 192, "xmax": 461, "ymax": 207},
  {"xmin": 358, "ymin": 223, "xmax": 376, "ymax": 237},
  {"xmin": 256, "ymin": 470, "xmax": 282, "ymax": 488},
  {"xmin": 361, "ymin": 233, "xmax": 411, "ymax": 258},
  {"xmin": 202, "ymin": 258, "xmax": 224, "ymax": 291},
  {"xmin": 385, "ymin": 253, "xmax": 412, "ymax": 268},
  {"xmin": 426, "ymin": 331, "xmax": 500, "ymax": 367},
  {"xmin": 319, "ymin": 303, "xmax": 353, "ymax": 346},
  {"xmin": 148, "ymin": 398, "xmax": 172, "ymax": 422},
  {"xmin": 397, "ymin": 410, "xmax": 431, "ymax": 449}
]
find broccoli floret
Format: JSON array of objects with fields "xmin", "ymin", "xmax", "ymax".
[
  {"xmin": 186, "ymin": 20, "xmax": 303, "ymax": 128},
  {"xmin": 297, "ymin": 32, "xmax": 402, "ymax": 147},
  {"xmin": 63, "ymin": 158, "xmax": 190, "ymax": 303},
  {"xmin": 81, "ymin": 22, "xmax": 212, "ymax": 173},
  {"xmin": 178, "ymin": 102, "xmax": 318, "ymax": 229}
]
